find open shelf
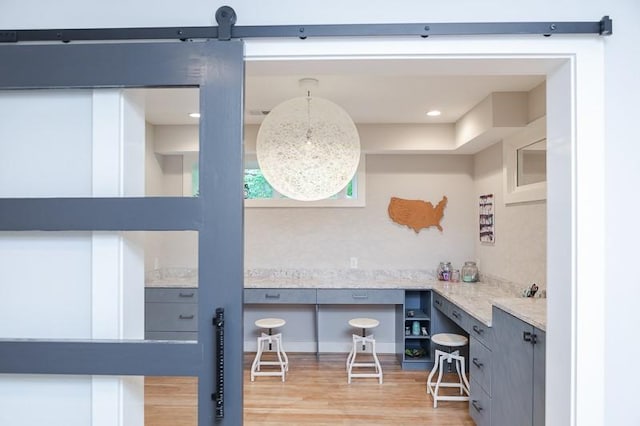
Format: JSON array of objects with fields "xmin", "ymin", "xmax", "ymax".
[
  {"xmin": 401, "ymin": 290, "xmax": 433, "ymax": 370},
  {"xmin": 404, "ymin": 309, "xmax": 430, "ymax": 320}
]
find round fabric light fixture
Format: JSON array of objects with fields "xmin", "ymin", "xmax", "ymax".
[{"xmin": 256, "ymin": 82, "xmax": 360, "ymax": 201}]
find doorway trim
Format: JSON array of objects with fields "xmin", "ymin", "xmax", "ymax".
[{"xmin": 243, "ymin": 36, "xmax": 605, "ymax": 426}]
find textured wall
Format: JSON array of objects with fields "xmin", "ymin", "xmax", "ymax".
[
  {"xmin": 474, "ymin": 142, "xmax": 546, "ymax": 289},
  {"xmin": 245, "ymin": 154, "xmax": 476, "ymax": 271}
]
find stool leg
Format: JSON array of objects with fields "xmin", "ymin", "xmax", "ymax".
[
  {"xmin": 427, "ymin": 350, "xmax": 442, "ymax": 395},
  {"xmin": 433, "ymin": 352, "xmax": 447, "ymax": 408},
  {"xmin": 454, "ymin": 357, "xmax": 464, "ymax": 394},
  {"xmin": 278, "ymin": 334, "xmax": 289, "ymax": 372},
  {"xmin": 274, "ymin": 336, "xmax": 285, "ymax": 382},
  {"xmin": 347, "ymin": 334, "xmax": 358, "ymax": 384},
  {"xmin": 371, "ymin": 338, "xmax": 383, "ymax": 384},
  {"xmin": 459, "ymin": 356, "xmax": 471, "ymax": 395},
  {"xmin": 251, "ymin": 336, "xmax": 265, "ymax": 381}
]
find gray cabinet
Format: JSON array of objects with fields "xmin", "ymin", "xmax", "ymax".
[
  {"xmin": 491, "ymin": 307, "xmax": 545, "ymax": 426},
  {"xmin": 145, "ymin": 288, "xmax": 198, "ymax": 341},
  {"xmin": 469, "ymin": 330, "xmax": 493, "ymax": 426},
  {"xmin": 532, "ymin": 325, "xmax": 546, "ymax": 426}
]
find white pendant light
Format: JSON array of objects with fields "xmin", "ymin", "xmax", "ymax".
[{"xmin": 256, "ymin": 78, "xmax": 361, "ymax": 201}]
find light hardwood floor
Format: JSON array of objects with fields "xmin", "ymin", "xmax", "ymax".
[{"xmin": 145, "ymin": 353, "xmax": 474, "ymax": 425}]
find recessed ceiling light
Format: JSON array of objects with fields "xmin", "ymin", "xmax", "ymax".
[
  {"xmin": 426, "ymin": 110, "xmax": 441, "ymax": 117},
  {"xmin": 189, "ymin": 112, "xmax": 200, "ymax": 118}
]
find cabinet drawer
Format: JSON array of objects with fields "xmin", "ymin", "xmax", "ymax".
[
  {"xmin": 469, "ymin": 315, "xmax": 493, "ymax": 349},
  {"xmin": 433, "ymin": 293, "xmax": 449, "ymax": 315},
  {"xmin": 316, "ymin": 289, "xmax": 404, "ymax": 304},
  {"xmin": 244, "ymin": 288, "xmax": 316, "ymax": 304},
  {"xmin": 449, "ymin": 304, "xmax": 469, "ymax": 330},
  {"xmin": 469, "ymin": 381, "xmax": 491, "ymax": 426},
  {"xmin": 145, "ymin": 288, "xmax": 198, "ymax": 303},
  {"xmin": 145, "ymin": 303, "xmax": 197, "ymax": 331},
  {"xmin": 470, "ymin": 337, "xmax": 492, "ymax": 395},
  {"xmin": 145, "ymin": 331, "xmax": 198, "ymax": 341}
]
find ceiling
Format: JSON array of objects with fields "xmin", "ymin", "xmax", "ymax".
[{"xmin": 143, "ymin": 58, "xmax": 552, "ymax": 127}]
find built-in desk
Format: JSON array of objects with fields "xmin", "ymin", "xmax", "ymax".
[{"xmin": 244, "ymin": 288, "xmax": 411, "ymax": 364}]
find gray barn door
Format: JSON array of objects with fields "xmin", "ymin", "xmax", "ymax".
[{"xmin": 0, "ymin": 41, "xmax": 244, "ymax": 425}]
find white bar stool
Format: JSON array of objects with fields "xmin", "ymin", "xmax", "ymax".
[
  {"xmin": 250, "ymin": 317, "xmax": 289, "ymax": 382},
  {"xmin": 346, "ymin": 317, "xmax": 383, "ymax": 384},
  {"xmin": 426, "ymin": 333, "xmax": 471, "ymax": 407}
]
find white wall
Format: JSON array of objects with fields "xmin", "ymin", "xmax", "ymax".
[
  {"xmin": 0, "ymin": 89, "xmax": 146, "ymax": 426},
  {"xmin": 602, "ymin": 4, "xmax": 640, "ymax": 425},
  {"xmin": 474, "ymin": 142, "xmax": 546, "ymax": 289},
  {"xmin": 144, "ymin": 124, "xmax": 197, "ymax": 272},
  {"xmin": 246, "ymin": 154, "xmax": 476, "ymax": 270},
  {"xmin": 2, "ymin": 2, "xmax": 639, "ymax": 425}
]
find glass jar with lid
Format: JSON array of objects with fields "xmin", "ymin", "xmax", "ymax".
[
  {"xmin": 437, "ymin": 262, "xmax": 452, "ymax": 281},
  {"xmin": 461, "ymin": 261, "xmax": 479, "ymax": 282}
]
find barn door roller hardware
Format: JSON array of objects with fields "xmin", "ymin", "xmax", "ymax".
[{"xmin": 0, "ymin": 6, "xmax": 612, "ymax": 44}]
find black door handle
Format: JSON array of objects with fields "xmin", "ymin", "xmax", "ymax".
[
  {"xmin": 523, "ymin": 331, "xmax": 538, "ymax": 344},
  {"xmin": 472, "ymin": 358, "xmax": 484, "ymax": 369},
  {"xmin": 213, "ymin": 308, "xmax": 225, "ymax": 418}
]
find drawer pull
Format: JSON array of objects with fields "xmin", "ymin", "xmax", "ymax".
[
  {"xmin": 435, "ymin": 299, "xmax": 441, "ymax": 306},
  {"xmin": 179, "ymin": 292, "xmax": 195, "ymax": 298},
  {"xmin": 472, "ymin": 400, "xmax": 483, "ymax": 412},
  {"xmin": 352, "ymin": 294, "xmax": 368, "ymax": 299},
  {"xmin": 452, "ymin": 310, "xmax": 461, "ymax": 319},
  {"xmin": 179, "ymin": 314, "xmax": 195, "ymax": 320},
  {"xmin": 264, "ymin": 293, "xmax": 281, "ymax": 299},
  {"xmin": 472, "ymin": 358, "xmax": 484, "ymax": 369},
  {"xmin": 472, "ymin": 325, "xmax": 484, "ymax": 334}
]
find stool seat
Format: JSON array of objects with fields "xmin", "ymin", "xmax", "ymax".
[
  {"xmin": 255, "ymin": 318, "xmax": 286, "ymax": 329},
  {"xmin": 250, "ymin": 317, "xmax": 288, "ymax": 382},
  {"xmin": 348, "ymin": 318, "xmax": 380, "ymax": 329},
  {"xmin": 431, "ymin": 333, "xmax": 468, "ymax": 347}
]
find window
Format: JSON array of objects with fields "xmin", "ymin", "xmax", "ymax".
[
  {"xmin": 185, "ymin": 154, "xmax": 366, "ymax": 207},
  {"xmin": 244, "ymin": 154, "xmax": 366, "ymax": 207}
]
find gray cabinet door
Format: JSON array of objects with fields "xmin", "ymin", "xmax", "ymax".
[
  {"xmin": 533, "ymin": 328, "xmax": 546, "ymax": 426},
  {"xmin": 491, "ymin": 307, "xmax": 534, "ymax": 426}
]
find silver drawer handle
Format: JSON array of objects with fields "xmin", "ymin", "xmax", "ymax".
[
  {"xmin": 352, "ymin": 294, "xmax": 368, "ymax": 299},
  {"xmin": 472, "ymin": 358, "xmax": 484, "ymax": 369},
  {"xmin": 472, "ymin": 400, "xmax": 483, "ymax": 412},
  {"xmin": 473, "ymin": 325, "xmax": 484, "ymax": 334},
  {"xmin": 265, "ymin": 293, "xmax": 281, "ymax": 299},
  {"xmin": 179, "ymin": 292, "xmax": 195, "ymax": 298},
  {"xmin": 179, "ymin": 314, "xmax": 195, "ymax": 320}
]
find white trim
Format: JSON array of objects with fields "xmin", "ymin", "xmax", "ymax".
[
  {"xmin": 503, "ymin": 116, "xmax": 547, "ymax": 204},
  {"xmin": 245, "ymin": 37, "xmax": 606, "ymax": 426}
]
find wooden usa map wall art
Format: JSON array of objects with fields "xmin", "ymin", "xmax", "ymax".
[{"xmin": 388, "ymin": 196, "xmax": 448, "ymax": 233}]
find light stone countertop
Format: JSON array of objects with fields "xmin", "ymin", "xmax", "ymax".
[
  {"xmin": 492, "ymin": 298, "xmax": 547, "ymax": 331},
  {"xmin": 146, "ymin": 268, "xmax": 546, "ymax": 329}
]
